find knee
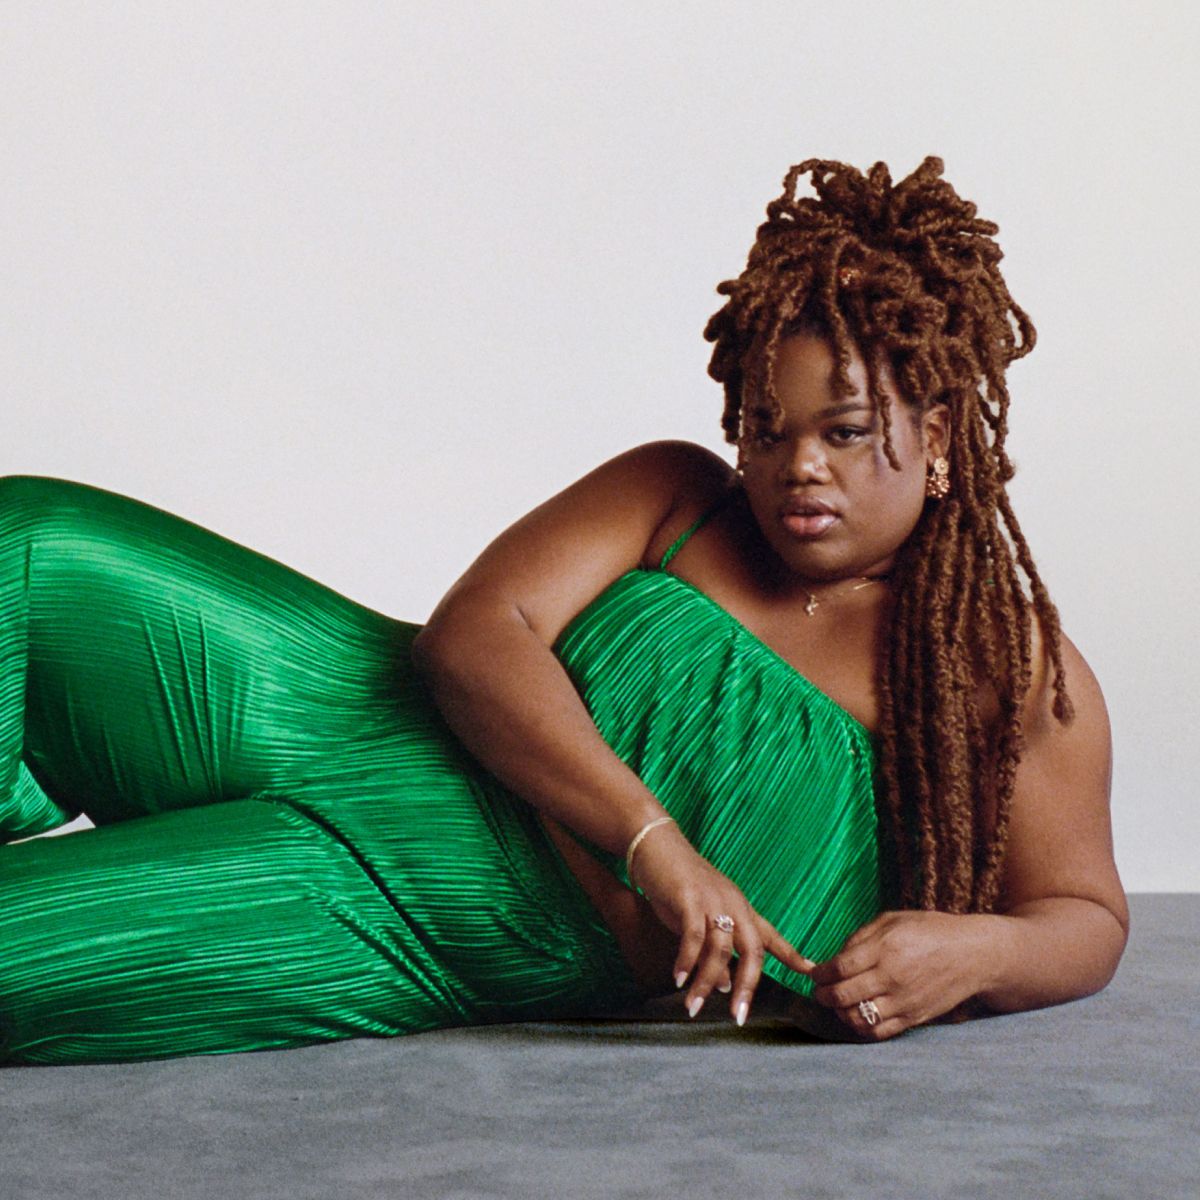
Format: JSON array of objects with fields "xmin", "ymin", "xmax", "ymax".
[
  {"xmin": 0, "ymin": 474, "xmax": 80, "ymax": 518},
  {"xmin": 0, "ymin": 475, "xmax": 113, "ymax": 539}
]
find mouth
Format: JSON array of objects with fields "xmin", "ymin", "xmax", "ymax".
[
  {"xmin": 780, "ymin": 512, "xmax": 839, "ymax": 538},
  {"xmin": 778, "ymin": 496, "xmax": 840, "ymax": 539}
]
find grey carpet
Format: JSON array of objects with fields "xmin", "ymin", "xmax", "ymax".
[{"xmin": 1, "ymin": 893, "xmax": 1194, "ymax": 1199}]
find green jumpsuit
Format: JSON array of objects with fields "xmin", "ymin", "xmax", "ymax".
[{"xmin": 0, "ymin": 474, "xmax": 880, "ymax": 1065}]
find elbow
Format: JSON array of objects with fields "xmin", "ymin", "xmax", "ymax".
[
  {"xmin": 1108, "ymin": 901, "xmax": 1132, "ymax": 981},
  {"xmin": 411, "ymin": 599, "xmax": 532, "ymax": 681},
  {"xmin": 1085, "ymin": 902, "xmax": 1131, "ymax": 999},
  {"xmin": 1072, "ymin": 886, "xmax": 1132, "ymax": 986},
  {"xmin": 410, "ymin": 622, "xmax": 444, "ymax": 673},
  {"xmin": 410, "ymin": 620, "xmax": 465, "ymax": 686},
  {"xmin": 1101, "ymin": 886, "xmax": 1132, "ymax": 977}
]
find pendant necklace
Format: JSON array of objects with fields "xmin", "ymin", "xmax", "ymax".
[{"xmin": 802, "ymin": 576, "xmax": 887, "ymax": 617}]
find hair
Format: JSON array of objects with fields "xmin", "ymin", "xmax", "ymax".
[{"xmin": 703, "ymin": 156, "xmax": 1074, "ymax": 921}]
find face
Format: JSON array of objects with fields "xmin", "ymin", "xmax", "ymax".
[{"xmin": 736, "ymin": 333, "xmax": 949, "ymax": 586}]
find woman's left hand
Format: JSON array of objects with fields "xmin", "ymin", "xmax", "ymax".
[{"xmin": 807, "ymin": 910, "xmax": 994, "ymax": 1041}]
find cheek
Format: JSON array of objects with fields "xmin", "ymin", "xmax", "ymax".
[
  {"xmin": 857, "ymin": 456, "xmax": 927, "ymax": 528},
  {"xmin": 863, "ymin": 445, "xmax": 920, "ymax": 494}
]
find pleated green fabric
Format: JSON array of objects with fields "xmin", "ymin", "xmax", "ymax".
[
  {"xmin": 553, "ymin": 506, "xmax": 881, "ymax": 998},
  {"xmin": 0, "ymin": 474, "xmax": 879, "ymax": 1066},
  {"xmin": 0, "ymin": 475, "xmax": 633, "ymax": 1065}
]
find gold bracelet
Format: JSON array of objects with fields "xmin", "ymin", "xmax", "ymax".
[{"xmin": 625, "ymin": 816, "xmax": 676, "ymax": 889}]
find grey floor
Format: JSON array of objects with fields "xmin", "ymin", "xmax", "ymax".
[{"xmin": 1, "ymin": 893, "xmax": 1194, "ymax": 1200}]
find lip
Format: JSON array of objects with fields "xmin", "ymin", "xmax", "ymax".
[
  {"xmin": 781, "ymin": 512, "xmax": 838, "ymax": 539},
  {"xmin": 778, "ymin": 496, "xmax": 841, "ymax": 540},
  {"xmin": 779, "ymin": 495, "xmax": 840, "ymax": 518}
]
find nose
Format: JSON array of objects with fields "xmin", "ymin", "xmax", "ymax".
[{"xmin": 780, "ymin": 436, "xmax": 832, "ymax": 485}]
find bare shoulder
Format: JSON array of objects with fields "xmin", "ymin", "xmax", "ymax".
[
  {"xmin": 1022, "ymin": 608, "xmax": 1109, "ymax": 745},
  {"xmin": 418, "ymin": 439, "xmax": 735, "ymax": 651},
  {"xmin": 998, "ymin": 608, "xmax": 1127, "ymax": 931},
  {"xmin": 629, "ymin": 438, "xmax": 736, "ymax": 496},
  {"xmin": 632, "ymin": 440, "xmax": 738, "ymax": 567}
]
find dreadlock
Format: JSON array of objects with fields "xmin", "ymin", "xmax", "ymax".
[{"xmin": 703, "ymin": 156, "xmax": 1074, "ymax": 917}]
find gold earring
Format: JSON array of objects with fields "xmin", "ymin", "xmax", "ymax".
[{"xmin": 925, "ymin": 456, "xmax": 950, "ymax": 499}]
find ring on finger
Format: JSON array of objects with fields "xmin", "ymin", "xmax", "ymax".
[
  {"xmin": 857, "ymin": 998, "xmax": 881, "ymax": 1026},
  {"xmin": 711, "ymin": 913, "xmax": 735, "ymax": 935}
]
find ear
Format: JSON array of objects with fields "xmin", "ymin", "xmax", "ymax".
[{"xmin": 921, "ymin": 404, "xmax": 951, "ymax": 460}]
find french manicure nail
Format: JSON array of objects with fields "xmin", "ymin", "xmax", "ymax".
[
  {"xmin": 675, "ymin": 970, "xmax": 688, "ymax": 989},
  {"xmin": 687, "ymin": 997, "xmax": 703, "ymax": 1019},
  {"xmin": 734, "ymin": 1000, "xmax": 748, "ymax": 1027},
  {"xmin": 716, "ymin": 980, "xmax": 732, "ymax": 994}
]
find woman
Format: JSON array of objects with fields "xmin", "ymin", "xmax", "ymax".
[{"xmin": 0, "ymin": 157, "xmax": 1126, "ymax": 1064}]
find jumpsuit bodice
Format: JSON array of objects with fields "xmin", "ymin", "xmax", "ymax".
[{"xmin": 542, "ymin": 494, "xmax": 882, "ymax": 994}]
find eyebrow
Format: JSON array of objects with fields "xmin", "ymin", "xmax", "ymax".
[
  {"xmin": 744, "ymin": 401, "xmax": 877, "ymax": 428},
  {"xmin": 814, "ymin": 402, "xmax": 875, "ymax": 418}
]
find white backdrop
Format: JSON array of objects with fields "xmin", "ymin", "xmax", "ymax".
[{"xmin": 2, "ymin": 2, "xmax": 1196, "ymax": 890}]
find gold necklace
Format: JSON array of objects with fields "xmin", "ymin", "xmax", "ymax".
[{"xmin": 802, "ymin": 576, "xmax": 887, "ymax": 617}]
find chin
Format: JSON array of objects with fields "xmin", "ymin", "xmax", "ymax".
[
  {"xmin": 769, "ymin": 538, "xmax": 855, "ymax": 581},
  {"xmin": 774, "ymin": 536, "xmax": 895, "ymax": 584}
]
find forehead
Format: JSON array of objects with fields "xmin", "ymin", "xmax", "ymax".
[
  {"xmin": 745, "ymin": 333, "xmax": 908, "ymax": 421},
  {"xmin": 773, "ymin": 333, "xmax": 866, "ymax": 396}
]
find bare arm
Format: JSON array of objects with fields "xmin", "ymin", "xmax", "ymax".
[
  {"xmin": 807, "ymin": 624, "xmax": 1129, "ymax": 1038},
  {"xmin": 971, "ymin": 631, "xmax": 1129, "ymax": 1012},
  {"xmin": 411, "ymin": 440, "xmax": 711, "ymax": 854},
  {"xmin": 412, "ymin": 440, "xmax": 812, "ymax": 1019},
  {"xmin": 415, "ymin": 579, "xmax": 665, "ymax": 856}
]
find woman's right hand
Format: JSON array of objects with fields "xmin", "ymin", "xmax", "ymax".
[{"xmin": 628, "ymin": 821, "xmax": 815, "ymax": 1026}]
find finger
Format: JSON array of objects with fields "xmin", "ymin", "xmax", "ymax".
[
  {"xmin": 808, "ymin": 941, "xmax": 879, "ymax": 986},
  {"xmin": 751, "ymin": 910, "xmax": 817, "ymax": 974},
  {"xmin": 716, "ymin": 969, "xmax": 733, "ymax": 995},
  {"xmin": 840, "ymin": 1014, "xmax": 907, "ymax": 1043},
  {"xmin": 840, "ymin": 914, "xmax": 890, "ymax": 951},
  {"xmin": 672, "ymin": 913, "xmax": 707, "ymax": 990},
  {"xmin": 759, "ymin": 923, "xmax": 817, "ymax": 977},
  {"xmin": 729, "ymin": 932, "xmax": 765, "ymax": 1027},
  {"xmin": 727, "ymin": 912, "xmax": 813, "ymax": 1025},
  {"xmin": 864, "ymin": 1017, "xmax": 907, "ymax": 1042},
  {"xmin": 840, "ymin": 998, "xmax": 907, "ymax": 1043},
  {"xmin": 811, "ymin": 969, "xmax": 889, "ymax": 1012},
  {"xmin": 685, "ymin": 920, "xmax": 736, "ymax": 1018}
]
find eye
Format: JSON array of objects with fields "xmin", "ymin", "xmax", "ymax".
[
  {"xmin": 747, "ymin": 429, "xmax": 783, "ymax": 449},
  {"xmin": 827, "ymin": 425, "xmax": 871, "ymax": 445}
]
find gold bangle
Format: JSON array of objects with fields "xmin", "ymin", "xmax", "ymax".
[{"xmin": 625, "ymin": 816, "xmax": 676, "ymax": 889}]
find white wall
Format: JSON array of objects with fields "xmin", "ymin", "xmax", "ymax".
[{"xmin": 2, "ymin": 1, "xmax": 1196, "ymax": 889}]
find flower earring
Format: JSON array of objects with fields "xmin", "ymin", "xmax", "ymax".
[{"xmin": 925, "ymin": 456, "xmax": 950, "ymax": 499}]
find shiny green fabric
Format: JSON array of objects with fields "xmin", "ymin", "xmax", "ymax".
[
  {"xmin": 553, "ymin": 500, "xmax": 881, "ymax": 998},
  {"xmin": 0, "ymin": 474, "xmax": 879, "ymax": 1065}
]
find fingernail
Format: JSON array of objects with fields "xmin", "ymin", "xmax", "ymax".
[
  {"xmin": 735, "ymin": 1000, "xmax": 748, "ymax": 1027},
  {"xmin": 687, "ymin": 997, "xmax": 703, "ymax": 1019},
  {"xmin": 716, "ymin": 980, "xmax": 732, "ymax": 994},
  {"xmin": 799, "ymin": 958, "xmax": 816, "ymax": 971},
  {"xmin": 675, "ymin": 970, "xmax": 688, "ymax": 990}
]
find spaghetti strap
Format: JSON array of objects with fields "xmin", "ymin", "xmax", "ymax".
[{"xmin": 657, "ymin": 488, "xmax": 738, "ymax": 572}]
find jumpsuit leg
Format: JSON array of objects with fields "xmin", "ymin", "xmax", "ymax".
[
  {"xmin": 0, "ymin": 798, "xmax": 448, "ymax": 1063},
  {"xmin": 0, "ymin": 474, "xmax": 462, "ymax": 1063},
  {"xmin": 1, "ymin": 472, "xmax": 406, "ymax": 833}
]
